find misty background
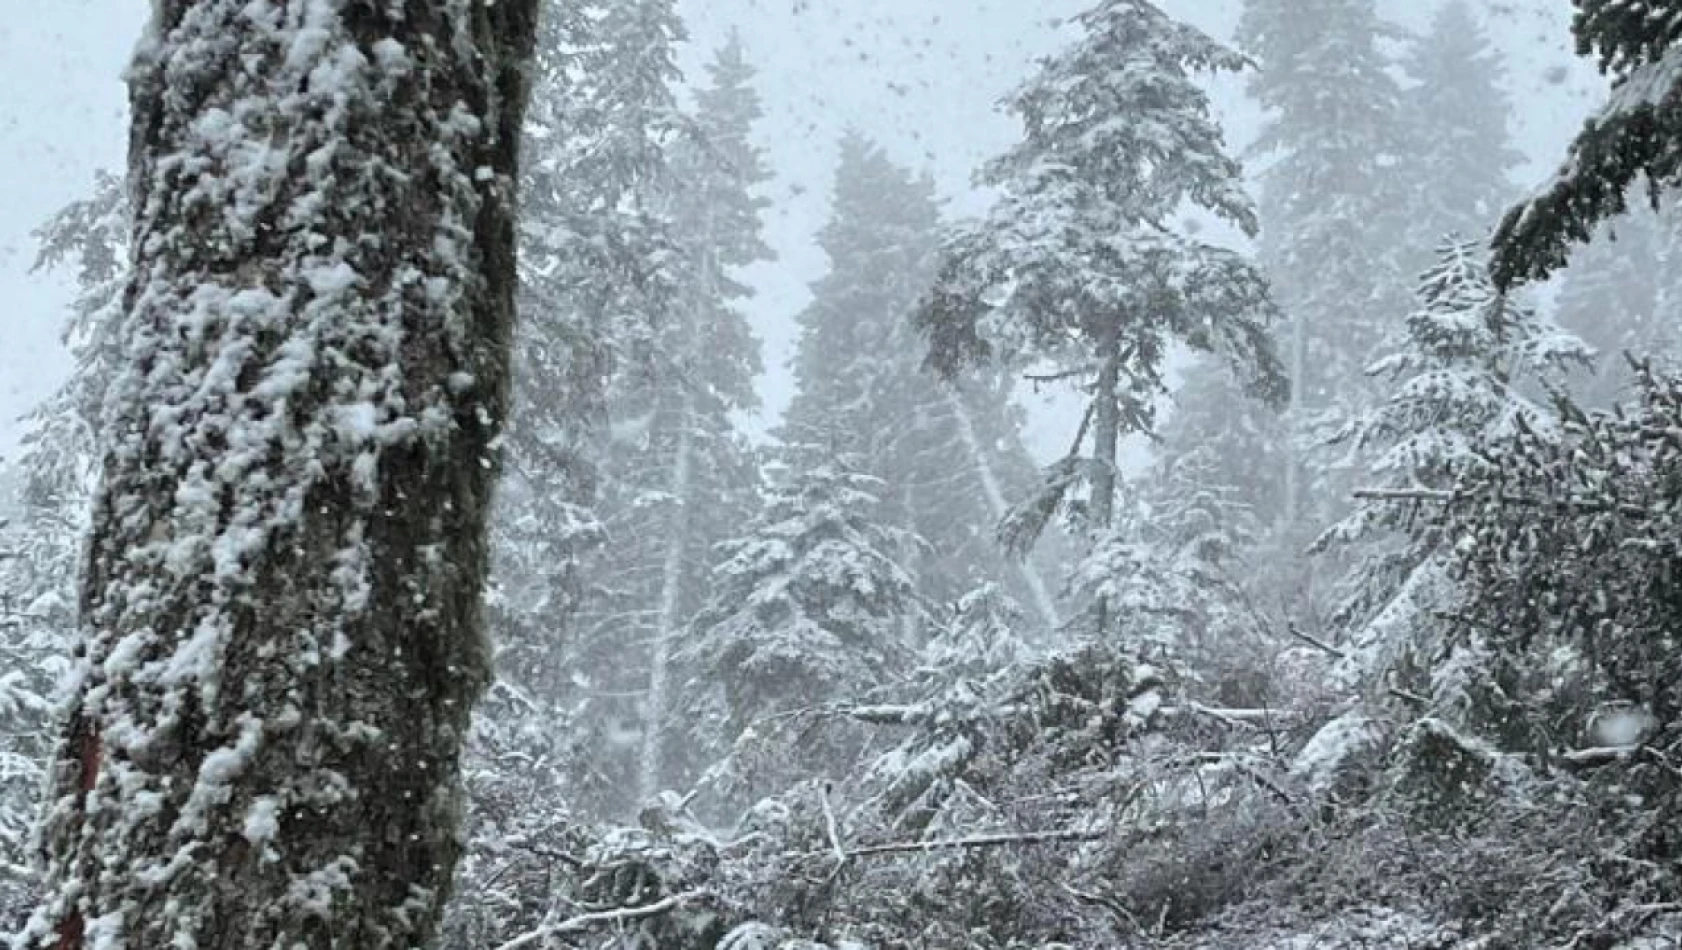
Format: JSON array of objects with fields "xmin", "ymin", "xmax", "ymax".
[{"xmin": 0, "ymin": 0, "xmax": 1603, "ymax": 460}]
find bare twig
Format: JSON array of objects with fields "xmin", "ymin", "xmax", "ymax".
[{"xmin": 1061, "ymin": 882, "xmax": 1148, "ymax": 937}]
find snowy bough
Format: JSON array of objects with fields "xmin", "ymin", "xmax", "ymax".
[{"xmin": 20, "ymin": 2, "xmax": 539, "ymax": 948}]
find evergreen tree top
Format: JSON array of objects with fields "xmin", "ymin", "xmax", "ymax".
[
  {"xmin": 1400, "ymin": 0, "xmax": 1523, "ymax": 239},
  {"xmin": 989, "ymin": 0, "xmax": 1255, "ymax": 232},
  {"xmin": 1238, "ymin": 0, "xmax": 1404, "ymax": 129},
  {"xmin": 1350, "ymin": 236, "xmax": 1591, "ymax": 487}
]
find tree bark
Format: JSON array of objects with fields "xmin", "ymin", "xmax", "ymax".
[
  {"xmin": 1090, "ymin": 325, "xmax": 1123, "ymax": 639},
  {"xmin": 23, "ymin": 2, "xmax": 539, "ymax": 947},
  {"xmin": 1091, "ymin": 337, "xmax": 1122, "ymax": 533}
]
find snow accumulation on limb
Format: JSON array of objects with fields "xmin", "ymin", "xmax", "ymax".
[
  {"xmin": 490, "ymin": 891, "xmax": 709, "ymax": 950},
  {"xmin": 23, "ymin": 1, "xmax": 537, "ymax": 948}
]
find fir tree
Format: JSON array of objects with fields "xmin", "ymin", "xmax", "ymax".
[
  {"xmin": 781, "ymin": 133, "xmax": 1062, "ymax": 631},
  {"xmin": 917, "ymin": 0, "xmax": 1284, "ymax": 636},
  {"xmin": 675, "ymin": 454, "xmax": 922, "ymax": 814},
  {"xmin": 1325, "ymin": 237, "xmax": 1590, "ymax": 684},
  {"xmin": 1346, "ymin": 239, "xmax": 1591, "ymax": 522},
  {"xmin": 1154, "ymin": 357, "xmax": 1289, "ymax": 545},
  {"xmin": 485, "ymin": 0, "xmax": 686, "ymax": 819},
  {"xmin": 1238, "ymin": 0, "xmax": 1412, "ymax": 529},
  {"xmin": 1397, "ymin": 0, "xmax": 1524, "ymax": 271},
  {"xmin": 572, "ymin": 33, "xmax": 775, "ymax": 815}
]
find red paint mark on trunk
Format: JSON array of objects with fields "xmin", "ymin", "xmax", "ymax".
[
  {"xmin": 52, "ymin": 719, "xmax": 99, "ymax": 950},
  {"xmin": 52, "ymin": 910, "xmax": 83, "ymax": 950},
  {"xmin": 75, "ymin": 720, "xmax": 99, "ymax": 799}
]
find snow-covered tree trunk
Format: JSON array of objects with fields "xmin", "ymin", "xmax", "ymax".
[
  {"xmin": 1090, "ymin": 334, "xmax": 1123, "ymax": 638},
  {"xmin": 1091, "ymin": 340, "xmax": 1123, "ymax": 532},
  {"xmin": 638, "ymin": 389, "xmax": 693, "ymax": 804},
  {"xmin": 23, "ymin": 2, "xmax": 538, "ymax": 948},
  {"xmin": 1284, "ymin": 314, "xmax": 1305, "ymax": 527}
]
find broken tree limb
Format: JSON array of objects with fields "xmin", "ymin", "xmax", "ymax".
[
  {"xmin": 492, "ymin": 892, "xmax": 706, "ymax": 950},
  {"xmin": 821, "ymin": 828, "xmax": 1105, "ymax": 861}
]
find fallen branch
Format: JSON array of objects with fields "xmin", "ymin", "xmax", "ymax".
[
  {"xmin": 492, "ymin": 892, "xmax": 705, "ymax": 950},
  {"xmin": 1196, "ymin": 752, "xmax": 1301, "ymax": 812},
  {"xmin": 833, "ymin": 828, "xmax": 1104, "ymax": 860},
  {"xmin": 1556, "ymin": 743, "xmax": 1682, "ymax": 779},
  {"xmin": 1386, "ymin": 685, "xmax": 1430, "ymax": 707},
  {"xmin": 1286, "ymin": 622, "xmax": 1348, "ymax": 660},
  {"xmin": 839, "ymin": 703, "xmax": 929, "ymax": 726}
]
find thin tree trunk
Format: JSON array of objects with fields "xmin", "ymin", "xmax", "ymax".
[
  {"xmin": 944, "ymin": 387, "xmax": 1062, "ymax": 631},
  {"xmin": 24, "ymin": 2, "xmax": 538, "ymax": 948},
  {"xmin": 1284, "ymin": 311, "xmax": 1306, "ymax": 527},
  {"xmin": 638, "ymin": 391, "xmax": 693, "ymax": 804},
  {"xmin": 1091, "ymin": 348, "xmax": 1122, "ymax": 530},
  {"xmin": 1090, "ymin": 327, "xmax": 1123, "ymax": 638}
]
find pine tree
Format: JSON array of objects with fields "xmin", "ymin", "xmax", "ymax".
[
  {"xmin": 916, "ymin": 0, "xmax": 1284, "ymax": 636},
  {"xmin": 1552, "ymin": 199, "xmax": 1680, "ymax": 409},
  {"xmin": 1326, "ymin": 237, "xmax": 1590, "ymax": 683},
  {"xmin": 780, "ymin": 133, "xmax": 1062, "ymax": 632},
  {"xmin": 1493, "ymin": 0, "xmax": 1682, "ymax": 287},
  {"xmin": 1154, "ymin": 357, "xmax": 1288, "ymax": 542},
  {"xmin": 922, "ymin": 583, "xmax": 1036, "ymax": 681},
  {"xmin": 674, "ymin": 454, "xmax": 922, "ymax": 813},
  {"xmin": 484, "ymin": 0, "xmax": 686, "ymax": 820},
  {"xmin": 571, "ymin": 33, "xmax": 775, "ymax": 815},
  {"xmin": 1238, "ymin": 0, "xmax": 1412, "ymax": 530},
  {"xmin": 1397, "ymin": 0, "xmax": 1524, "ymax": 271},
  {"xmin": 23, "ymin": 2, "xmax": 539, "ymax": 946}
]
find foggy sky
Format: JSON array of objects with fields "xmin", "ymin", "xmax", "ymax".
[{"xmin": 0, "ymin": 0, "xmax": 1606, "ymax": 464}]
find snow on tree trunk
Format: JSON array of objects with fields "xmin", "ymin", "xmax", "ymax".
[
  {"xmin": 1284, "ymin": 312, "xmax": 1306, "ymax": 527},
  {"xmin": 22, "ymin": 2, "xmax": 538, "ymax": 947},
  {"xmin": 639, "ymin": 388, "xmax": 693, "ymax": 805}
]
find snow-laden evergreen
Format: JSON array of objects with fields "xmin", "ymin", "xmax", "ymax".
[
  {"xmin": 579, "ymin": 33, "xmax": 775, "ymax": 813},
  {"xmin": 1396, "ymin": 0, "xmax": 1524, "ymax": 271},
  {"xmin": 1324, "ymin": 237, "xmax": 1591, "ymax": 687},
  {"xmin": 780, "ymin": 133, "xmax": 1062, "ymax": 631},
  {"xmin": 916, "ymin": 0, "xmax": 1284, "ymax": 636},
  {"xmin": 1493, "ymin": 0, "xmax": 1682, "ymax": 287},
  {"xmin": 483, "ymin": 0, "xmax": 688, "ymax": 823},
  {"xmin": 1239, "ymin": 0, "xmax": 1413, "ymax": 531},
  {"xmin": 0, "ymin": 171, "xmax": 128, "ymax": 922},
  {"xmin": 675, "ymin": 454, "xmax": 922, "ymax": 817}
]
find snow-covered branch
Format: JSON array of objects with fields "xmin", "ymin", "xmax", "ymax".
[
  {"xmin": 491, "ymin": 892, "xmax": 706, "ymax": 950},
  {"xmin": 831, "ymin": 828, "xmax": 1104, "ymax": 860}
]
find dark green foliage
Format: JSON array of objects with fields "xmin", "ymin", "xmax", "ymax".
[{"xmin": 1492, "ymin": 0, "xmax": 1682, "ymax": 287}]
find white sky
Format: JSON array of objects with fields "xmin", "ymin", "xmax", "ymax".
[{"xmin": 0, "ymin": 0, "xmax": 1607, "ymax": 465}]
